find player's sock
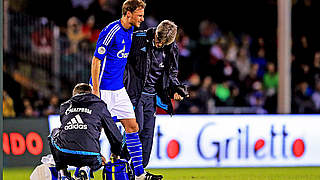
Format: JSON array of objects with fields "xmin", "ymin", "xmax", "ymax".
[{"xmin": 126, "ymin": 132, "xmax": 144, "ymax": 176}]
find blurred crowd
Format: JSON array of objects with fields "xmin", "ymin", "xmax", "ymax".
[
  {"xmin": 3, "ymin": 0, "xmax": 320, "ymax": 118},
  {"xmin": 174, "ymin": 24, "xmax": 320, "ymax": 114}
]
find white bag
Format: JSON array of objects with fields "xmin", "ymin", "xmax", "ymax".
[{"xmin": 30, "ymin": 154, "xmax": 58, "ymax": 180}]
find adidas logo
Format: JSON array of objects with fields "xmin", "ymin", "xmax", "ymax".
[{"xmin": 64, "ymin": 114, "xmax": 88, "ymax": 130}]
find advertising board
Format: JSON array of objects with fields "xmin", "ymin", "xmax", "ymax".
[{"xmin": 48, "ymin": 115, "xmax": 320, "ymax": 168}]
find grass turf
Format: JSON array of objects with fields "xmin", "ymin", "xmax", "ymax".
[{"xmin": 3, "ymin": 167, "xmax": 320, "ymax": 180}]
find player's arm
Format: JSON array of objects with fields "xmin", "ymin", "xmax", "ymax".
[
  {"xmin": 91, "ymin": 56, "xmax": 101, "ymax": 97},
  {"xmin": 91, "ymin": 24, "xmax": 117, "ymax": 97}
]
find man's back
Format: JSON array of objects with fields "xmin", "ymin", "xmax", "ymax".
[{"xmin": 54, "ymin": 93, "xmax": 108, "ymax": 154}]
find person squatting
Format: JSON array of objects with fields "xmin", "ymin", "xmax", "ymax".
[{"xmin": 48, "ymin": 83, "xmax": 128, "ymax": 179}]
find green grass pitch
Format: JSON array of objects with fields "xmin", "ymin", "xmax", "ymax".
[{"xmin": 4, "ymin": 167, "xmax": 320, "ymax": 180}]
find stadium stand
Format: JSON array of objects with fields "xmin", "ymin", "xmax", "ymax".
[{"xmin": 3, "ymin": 0, "xmax": 320, "ymax": 117}]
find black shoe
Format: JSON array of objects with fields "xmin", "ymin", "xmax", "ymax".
[
  {"xmin": 58, "ymin": 169, "xmax": 74, "ymax": 180},
  {"xmin": 74, "ymin": 167, "xmax": 90, "ymax": 180},
  {"xmin": 145, "ymin": 171, "xmax": 163, "ymax": 180},
  {"xmin": 78, "ymin": 170, "xmax": 89, "ymax": 180}
]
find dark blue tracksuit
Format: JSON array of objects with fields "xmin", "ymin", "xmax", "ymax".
[
  {"xmin": 48, "ymin": 93, "xmax": 126, "ymax": 171},
  {"xmin": 125, "ymin": 28, "xmax": 186, "ymax": 168}
]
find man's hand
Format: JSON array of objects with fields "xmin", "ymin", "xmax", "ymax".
[
  {"xmin": 175, "ymin": 85, "xmax": 189, "ymax": 98},
  {"xmin": 174, "ymin": 92, "xmax": 183, "ymax": 101}
]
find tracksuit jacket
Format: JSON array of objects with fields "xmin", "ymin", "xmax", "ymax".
[
  {"xmin": 52, "ymin": 93, "xmax": 124, "ymax": 156},
  {"xmin": 124, "ymin": 28, "xmax": 187, "ymax": 115}
]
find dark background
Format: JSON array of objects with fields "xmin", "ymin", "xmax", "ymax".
[{"xmin": 23, "ymin": 0, "xmax": 320, "ymax": 49}]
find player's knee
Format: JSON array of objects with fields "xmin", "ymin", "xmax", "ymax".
[
  {"xmin": 126, "ymin": 122, "xmax": 139, "ymax": 133},
  {"xmin": 121, "ymin": 119, "xmax": 139, "ymax": 133}
]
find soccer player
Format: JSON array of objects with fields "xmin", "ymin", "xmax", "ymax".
[
  {"xmin": 125, "ymin": 20, "xmax": 188, "ymax": 172},
  {"xmin": 90, "ymin": 0, "xmax": 162, "ymax": 179},
  {"xmin": 48, "ymin": 83, "xmax": 126, "ymax": 180}
]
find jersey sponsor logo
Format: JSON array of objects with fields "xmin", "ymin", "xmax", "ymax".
[
  {"xmin": 64, "ymin": 114, "xmax": 88, "ymax": 130},
  {"xmin": 65, "ymin": 104, "xmax": 92, "ymax": 115},
  {"xmin": 117, "ymin": 45, "xmax": 129, "ymax": 58},
  {"xmin": 98, "ymin": 46, "xmax": 106, "ymax": 54}
]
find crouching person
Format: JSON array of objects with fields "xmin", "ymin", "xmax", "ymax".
[{"xmin": 48, "ymin": 83, "xmax": 126, "ymax": 180}]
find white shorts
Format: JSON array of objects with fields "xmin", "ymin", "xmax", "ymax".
[{"xmin": 100, "ymin": 87, "xmax": 135, "ymax": 120}]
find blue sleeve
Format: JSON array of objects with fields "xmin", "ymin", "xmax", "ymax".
[{"xmin": 93, "ymin": 24, "xmax": 120, "ymax": 61}]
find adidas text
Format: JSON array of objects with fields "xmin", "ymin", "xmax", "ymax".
[{"xmin": 64, "ymin": 124, "xmax": 88, "ymax": 130}]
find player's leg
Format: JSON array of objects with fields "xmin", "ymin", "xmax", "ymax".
[
  {"xmin": 100, "ymin": 89, "xmax": 131, "ymax": 159},
  {"xmin": 106, "ymin": 88, "xmax": 144, "ymax": 177},
  {"xmin": 112, "ymin": 88, "xmax": 163, "ymax": 179},
  {"xmin": 121, "ymin": 119, "xmax": 164, "ymax": 179},
  {"xmin": 120, "ymin": 118, "xmax": 139, "ymax": 132},
  {"xmin": 120, "ymin": 118, "xmax": 145, "ymax": 177}
]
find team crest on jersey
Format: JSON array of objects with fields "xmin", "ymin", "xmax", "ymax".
[{"xmin": 98, "ymin": 46, "xmax": 106, "ymax": 54}]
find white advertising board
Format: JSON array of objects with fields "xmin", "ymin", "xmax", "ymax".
[{"xmin": 48, "ymin": 115, "xmax": 320, "ymax": 168}]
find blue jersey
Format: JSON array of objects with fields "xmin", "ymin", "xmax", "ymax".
[{"xmin": 90, "ymin": 20, "xmax": 134, "ymax": 90}]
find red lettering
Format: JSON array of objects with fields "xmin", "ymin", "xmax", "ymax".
[
  {"xmin": 254, "ymin": 139, "xmax": 266, "ymax": 158},
  {"xmin": 3, "ymin": 133, "xmax": 10, "ymax": 155},
  {"xmin": 167, "ymin": 139, "xmax": 180, "ymax": 159},
  {"xmin": 10, "ymin": 133, "xmax": 26, "ymax": 155},
  {"xmin": 255, "ymin": 139, "xmax": 265, "ymax": 151},
  {"xmin": 292, "ymin": 138, "xmax": 305, "ymax": 158},
  {"xmin": 26, "ymin": 132, "xmax": 43, "ymax": 155}
]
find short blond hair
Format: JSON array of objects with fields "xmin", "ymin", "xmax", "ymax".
[
  {"xmin": 156, "ymin": 20, "xmax": 178, "ymax": 46},
  {"xmin": 122, "ymin": 0, "xmax": 146, "ymax": 16}
]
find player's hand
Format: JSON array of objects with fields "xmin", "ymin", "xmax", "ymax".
[
  {"xmin": 92, "ymin": 89, "xmax": 100, "ymax": 98},
  {"xmin": 174, "ymin": 92, "xmax": 183, "ymax": 101}
]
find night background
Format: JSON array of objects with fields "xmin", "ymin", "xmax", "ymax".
[{"xmin": 3, "ymin": 0, "xmax": 320, "ymax": 179}]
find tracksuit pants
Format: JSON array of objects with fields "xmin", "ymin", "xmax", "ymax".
[{"xmin": 134, "ymin": 93, "xmax": 157, "ymax": 168}]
